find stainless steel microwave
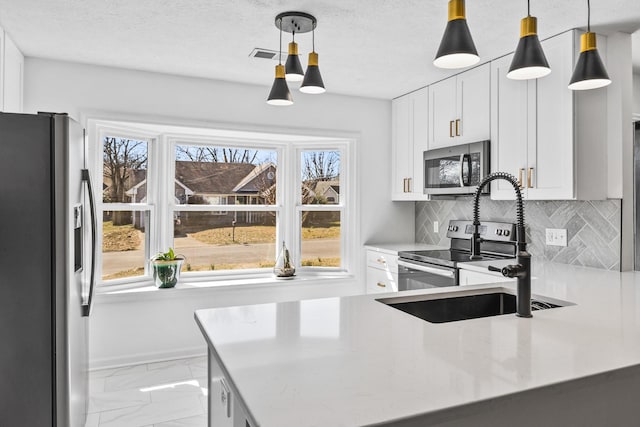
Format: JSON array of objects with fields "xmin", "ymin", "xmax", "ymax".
[{"xmin": 423, "ymin": 141, "xmax": 490, "ymax": 196}]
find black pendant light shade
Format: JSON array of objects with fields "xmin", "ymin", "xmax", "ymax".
[
  {"xmin": 434, "ymin": 0, "xmax": 479, "ymax": 69},
  {"xmin": 285, "ymin": 41, "xmax": 305, "ymax": 82},
  {"xmin": 300, "ymin": 52, "xmax": 325, "ymax": 94},
  {"xmin": 507, "ymin": 15, "xmax": 551, "ymax": 80},
  {"xmin": 267, "ymin": 65, "xmax": 293, "ymax": 106},
  {"xmin": 569, "ymin": 33, "xmax": 611, "ymax": 90}
]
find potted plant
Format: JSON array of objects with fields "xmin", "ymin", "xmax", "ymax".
[{"xmin": 150, "ymin": 248, "xmax": 185, "ymax": 288}]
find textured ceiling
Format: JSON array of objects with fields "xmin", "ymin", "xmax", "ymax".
[{"xmin": 0, "ymin": 0, "xmax": 638, "ymax": 99}]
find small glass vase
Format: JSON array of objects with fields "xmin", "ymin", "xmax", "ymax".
[
  {"xmin": 151, "ymin": 259, "xmax": 184, "ymax": 288},
  {"xmin": 274, "ymin": 241, "xmax": 295, "ymax": 278}
]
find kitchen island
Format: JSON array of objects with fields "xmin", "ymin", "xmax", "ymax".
[{"xmin": 195, "ymin": 262, "xmax": 640, "ymax": 426}]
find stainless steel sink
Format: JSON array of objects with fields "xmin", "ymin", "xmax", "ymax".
[{"xmin": 377, "ymin": 288, "xmax": 571, "ymax": 324}]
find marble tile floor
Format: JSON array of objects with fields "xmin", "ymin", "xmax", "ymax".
[{"xmin": 87, "ymin": 356, "xmax": 208, "ymax": 427}]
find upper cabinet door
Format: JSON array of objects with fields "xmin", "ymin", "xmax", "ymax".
[
  {"xmin": 429, "ymin": 64, "xmax": 490, "ymax": 149},
  {"xmin": 391, "ymin": 96, "xmax": 412, "ymax": 199},
  {"xmin": 490, "ymin": 53, "xmax": 529, "ymax": 200},
  {"xmin": 457, "ymin": 63, "xmax": 490, "ymax": 144},
  {"xmin": 411, "ymin": 87, "xmax": 429, "ymax": 196},
  {"xmin": 428, "ymin": 77, "xmax": 457, "ymax": 149},
  {"xmin": 526, "ymin": 31, "xmax": 575, "ymax": 200},
  {"xmin": 391, "ymin": 89, "xmax": 430, "ymax": 201}
]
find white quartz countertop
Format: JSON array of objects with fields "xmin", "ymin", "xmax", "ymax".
[
  {"xmin": 195, "ymin": 262, "xmax": 640, "ymax": 426},
  {"xmin": 364, "ymin": 242, "xmax": 446, "ymax": 254}
]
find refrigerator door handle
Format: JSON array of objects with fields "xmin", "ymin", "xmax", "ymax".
[{"xmin": 81, "ymin": 169, "xmax": 96, "ymax": 317}]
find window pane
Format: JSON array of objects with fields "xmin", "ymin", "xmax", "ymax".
[
  {"xmin": 173, "ymin": 210, "xmax": 276, "ymax": 271},
  {"xmin": 301, "ymin": 150, "xmax": 340, "ymax": 205},
  {"xmin": 102, "ymin": 211, "xmax": 149, "ymax": 281},
  {"xmin": 175, "ymin": 145, "xmax": 277, "ymax": 205},
  {"xmin": 300, "ymin": 211, "xmax": 341, "ymax": 267},
  {"xmin": 103, "ymin": 137, "xmax": 148, "ymax": 203}
]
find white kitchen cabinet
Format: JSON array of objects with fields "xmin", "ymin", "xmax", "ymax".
[
  {"xmin": 391, "ymin": 87, "xmax": 429, "ymax": 201},
  {"xmin": 366, "ymin": 249, "xmax": 399, "ymax": 293},
  {"xmin": 490, "ymin": 30, "xmax": 608, "ymax": 200},
  {"xmin": 209, "ymin": 350, "xmax": 254, "ymax": 427},
  {"xmin": 459, "ymin": 269, "xmax": 514, "ymax": 286},
  {"xmin": 429, "ymin": 63, "xmax": 490, "ymax": 149}
]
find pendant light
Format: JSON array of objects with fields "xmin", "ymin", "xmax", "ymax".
[
  {"xmin": 300, "ymin": 26, "xmax": 325, "ymax": 94},
  {"xmin": 267, "ymin": 19, "xmax": 293, "ymax": 106},
  {"xmin": 568, "ymin": 0, "xmax": 611, "ymax": 90},
  {"xmin": 285, "ymin": 32, "xmax": 305, "ymax": 82},
  {"xmin": 434, "ymin": 0, "xmax": 479, "ymax": 69},
  {"xmin": 507, "ymin": 0, "xmax": 550, "ymax": 80}
]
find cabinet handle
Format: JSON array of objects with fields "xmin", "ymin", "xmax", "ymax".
[
  {"xmin": 377, "ymin": 282, "xmax": 387, "ymax": 288},
  {"xmin": 403, "ymin": 178, "xmax": 408, "ymax": 193},
  {"xmin": 449, "ymin": 120, "xmax": 454, "ymax": 138},
  {"xmin": 528, "ymin": 167, "xmax": 534, "ymax": 188},
  {"xmin": 376, "ymin": 258, "xmax": 386, "ymax": 264},
  {"xmin": 455, "ymin": 119, "xmax": 460, "ymax": 136},
  {"xmin": 407, "ymin": 177, "xmax": 411, "ymax": 193},
  {"xmin": 220, "ymin": 378, "xmax": 231, "ymax": 418},
  {"xmin": 518, "ymin": 168, "xmax": 525, "ymax": 189}
]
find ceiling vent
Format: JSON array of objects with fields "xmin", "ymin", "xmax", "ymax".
[{"xmin": 249, "ymin": 48, "xmax": 287, "ymax": 61}]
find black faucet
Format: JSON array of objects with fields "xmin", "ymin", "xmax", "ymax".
[{"xmin": 470, "ymin": 172, "xmax": 532, "ymax": 318}]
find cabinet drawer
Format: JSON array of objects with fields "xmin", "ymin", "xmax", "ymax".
[
  {"xmin": 366, "ymin": 250, "xmax": 399, "ymax": 273},
  {"xmin": 366, "ymin": 267, "xmax": 398, "ymax": 294}
]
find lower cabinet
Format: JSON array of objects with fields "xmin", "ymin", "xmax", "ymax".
[
  {"xmin": 209, "ymin": 350, "xmax": 254, "ymax": 427},
  {"xmin": 459, "ymin": 269, "xmax": 514, "ymax": 286},
  {"xmin": 366, "ymin": 249, "xmax": 399, "ymax": 293}
]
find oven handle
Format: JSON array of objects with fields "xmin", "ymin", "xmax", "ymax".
[{"xmin": 397, "ymin": 260, "xmax": 456, "ymax": 278}]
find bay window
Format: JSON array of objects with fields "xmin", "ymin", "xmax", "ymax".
[{"xmin": 92, "ymin": 120, "xmax": 354, "ymax": 288}]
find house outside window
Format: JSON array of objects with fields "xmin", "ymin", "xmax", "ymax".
[{"xmin": 91, "ymin": 120, "xmax": 354, "ymax": 287}]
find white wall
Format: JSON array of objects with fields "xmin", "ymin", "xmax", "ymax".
[
  {"xmin": 606, "ymin": 33, "xmax": 634, "ymax": 270},
  {"xmin": 634, "ymin": 73, "xmax": 640, "ymax": 115},
  {"xmin": 24, "ymin": 58, "xmax": 415, "ymax": 368}
]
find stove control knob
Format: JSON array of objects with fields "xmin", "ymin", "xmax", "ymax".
[
  {"xmin": 452, "ymin": 225, "xmax": 458, "ymax": 232},
  {"xmin": 496, "ymin": 229, "xmax": 503, "ymax": 236},
  {"xmin": 503, "ymin": 230, "xmax": 510, "ymax": 237}
]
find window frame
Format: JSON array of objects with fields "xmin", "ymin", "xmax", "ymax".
[
  {"xmin": 295, "ymin": 144, "xmax": 349, "ymax": 273},
  {"xmin": 96, "ymin": 125, "xmax": 160, "ymax": 287},
  {"xmin": 91, "ymin": 121, "xmax": 355, "ymax": 289}
]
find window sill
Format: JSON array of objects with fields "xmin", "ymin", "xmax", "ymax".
[{"xmin": 94, "ymin": 273, "xmax": 357, "ymax": 304}]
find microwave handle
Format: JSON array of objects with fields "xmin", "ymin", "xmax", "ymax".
[{"xmin": 459, "ymin": 153, "xmax": 471, "ymax": 186}]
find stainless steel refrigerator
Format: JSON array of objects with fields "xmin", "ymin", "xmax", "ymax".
[{"xmin": 0, "ymin": 112, "xmax": 96, "ymax": 426}]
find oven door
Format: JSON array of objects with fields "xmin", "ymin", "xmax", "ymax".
[{"xmin": 397, "ymin": 260, "xmax": 457, "ymax": 290}]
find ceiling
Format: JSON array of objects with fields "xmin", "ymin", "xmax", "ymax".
[{"xmin": 0, "ymin": 0, "xmax": 638, "ymax": 100}]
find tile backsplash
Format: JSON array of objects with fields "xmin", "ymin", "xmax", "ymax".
[{"xmin": 415, "ymin": 198, "xmax": 622, "ymax": 271}]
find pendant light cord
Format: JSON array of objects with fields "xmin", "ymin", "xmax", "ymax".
[
  {"xmin": 587, "ymin": 0, "xmax": 591, "ymax": 32},
  {"xmin": 527, "ymin": 0, "xmax": 530, "ymax": 16},
  {"xmin": 312, "ymin": 27, "xmax": 316, "ymax": 53},
  {"xmin": 278, "ymin": 19, "xmax": 283, "ymax": 65}
]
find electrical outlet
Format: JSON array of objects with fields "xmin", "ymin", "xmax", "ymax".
[
  {"xmin": 545, "ymin": 228, "xmax": 567, "ymax": 247},
  {"xmin": 433, "ymin": 221, "xmax": 439, "ymax": 233}
]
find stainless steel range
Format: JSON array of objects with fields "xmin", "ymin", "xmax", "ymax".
[{"xmin": 397, "ymin": 220, "xmax": 517, "ymax": 291}]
